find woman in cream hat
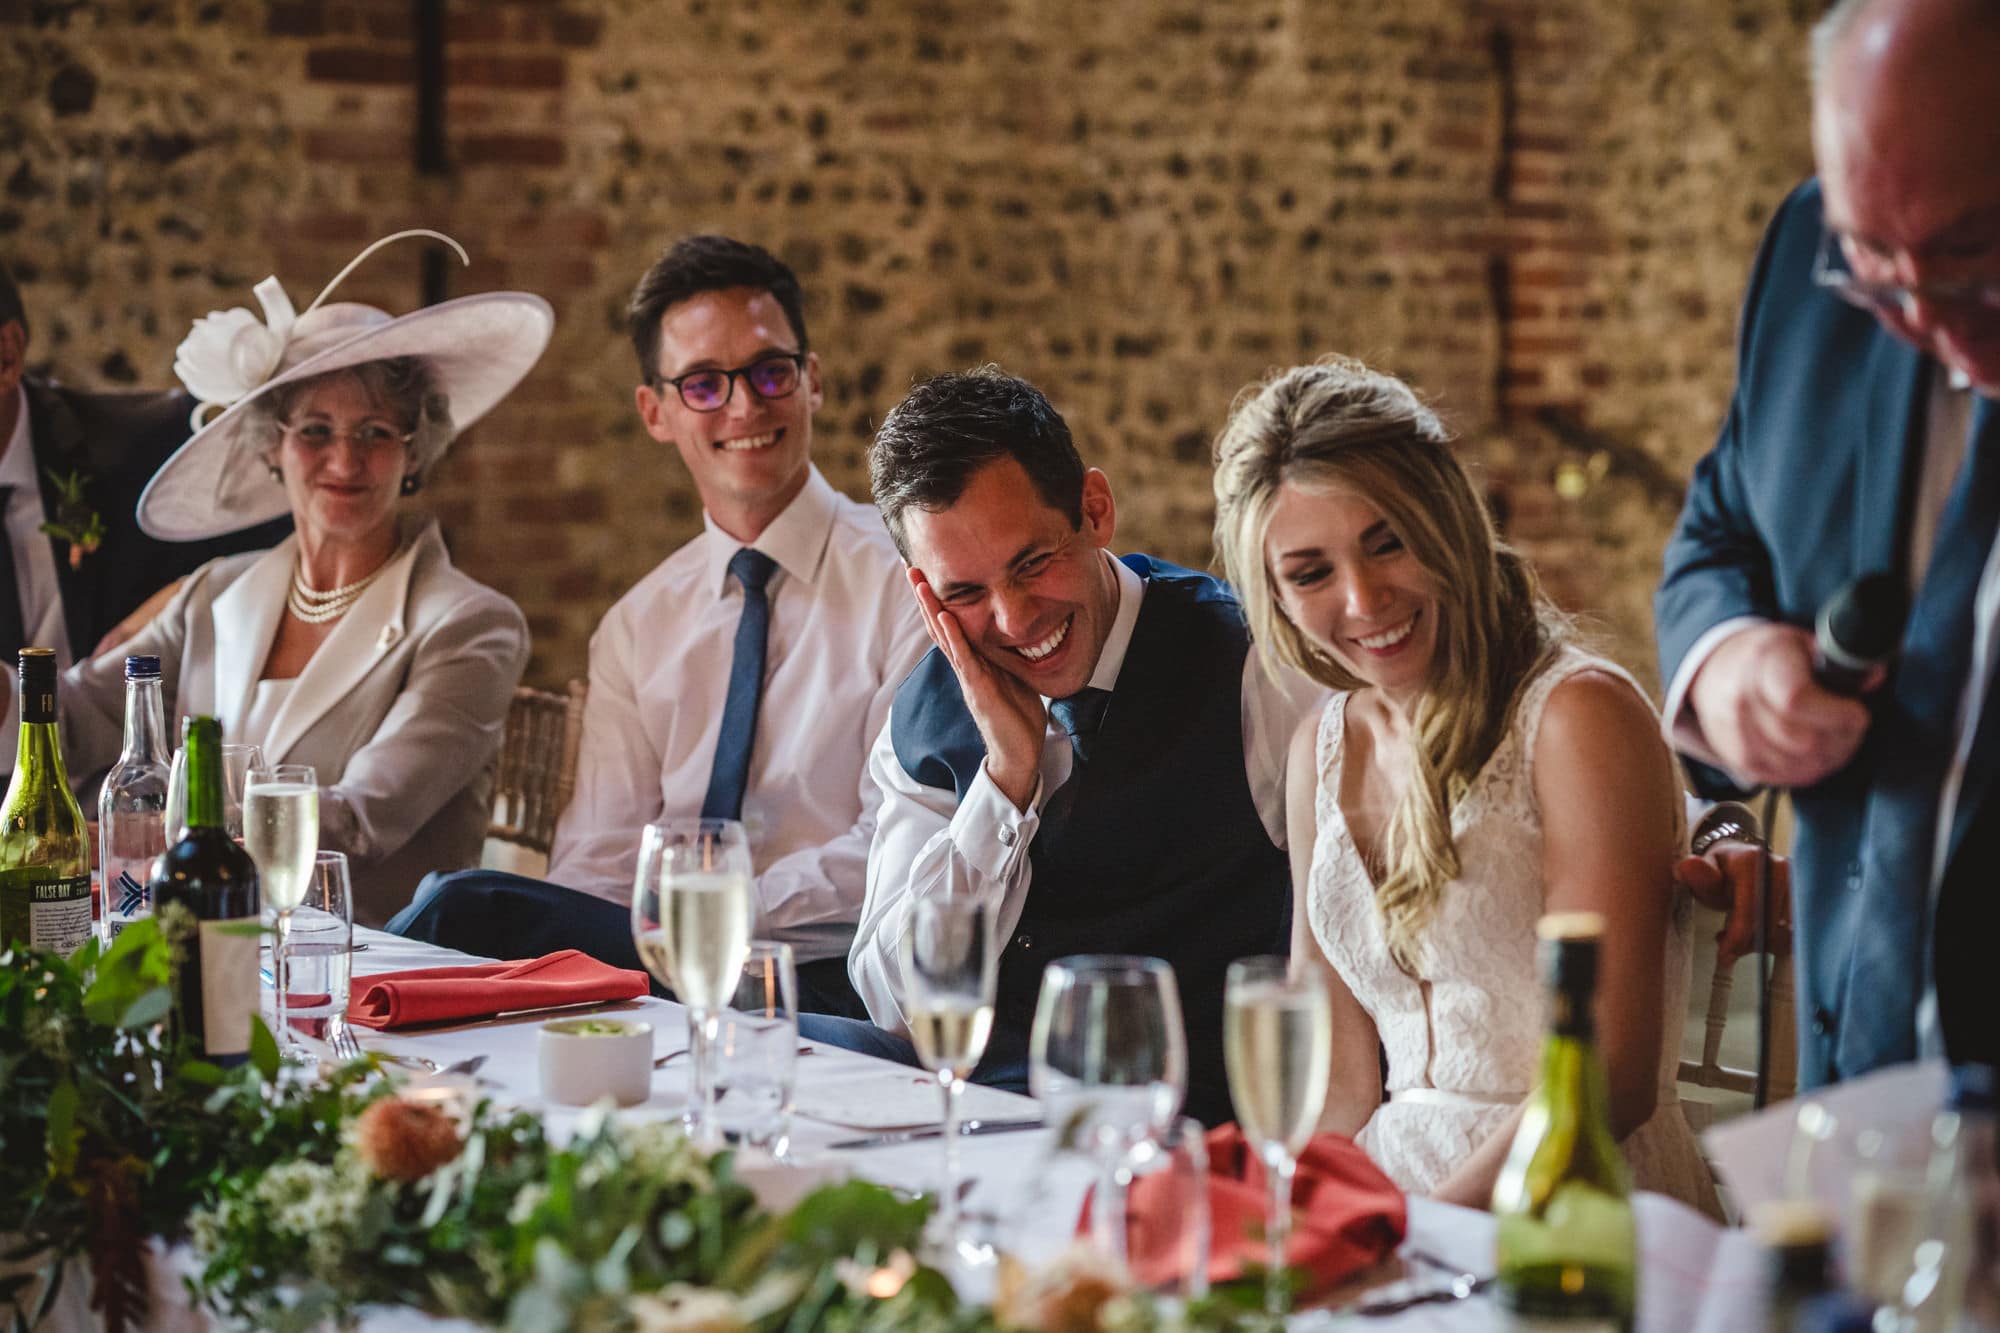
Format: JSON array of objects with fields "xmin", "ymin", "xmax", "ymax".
[{"xmin": 50, "ymin": 231, "xmax": 551, "ymax": 925}]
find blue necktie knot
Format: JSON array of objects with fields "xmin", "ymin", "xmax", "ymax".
[
  {"xmin": 1050, "ymin": 687, "xmax": 1112, "ymax": 765},
  {"xmin": 729, "ymin": 547, "xmax": 778, "ymax": 593}
]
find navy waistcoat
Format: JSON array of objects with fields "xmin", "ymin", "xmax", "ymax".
[{"xmin": 890, "ymin": 554, "xmax": 1291, "ymax": 1126}]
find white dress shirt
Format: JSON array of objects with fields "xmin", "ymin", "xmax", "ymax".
[
  {"xmin": 1, "ymin": 384, "xmax": 72, "ymax": 745},
  {"xmin": 1662, "ymin": 365, "xmax": 1995, "ymax": 1056},
  {"xmin": 853, "ymin": 552, "xmax": 1327, "ymax": 1031},
  {"xmin": 545, "ymin": 466, "xmax": 927, "ymax": 964}
]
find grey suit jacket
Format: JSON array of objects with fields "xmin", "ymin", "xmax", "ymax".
[{"xmin": 60, "ymin": 514, "xmax": 529, "ymax": 925}]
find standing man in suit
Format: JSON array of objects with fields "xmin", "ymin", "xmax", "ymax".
[
  {"xmin": 0, "ymin": 261, "xmax": 289, "ymax": 758},
  {"xmin": 1656, "ymin": 0, "xmax": 2000, "ymax": 1082}
]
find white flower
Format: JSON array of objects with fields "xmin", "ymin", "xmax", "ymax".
[
  {"xmin": 172, "ymin": 275, "xmax": 297, "ymax": 410},
  {"xmin": 508, "ymin": 1181, "xmax": 550, "ymax": 1225},
  {"xmin": 626, "ymin": 1285, "xmax": 749, "ymax": 1333}
]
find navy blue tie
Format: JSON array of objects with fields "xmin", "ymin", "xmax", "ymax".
[
  {"xmin": 701, "ymin": 548, "xmax": 778, "ymax": 822},
  {"xmin": 1036, "ymin": 687, "xmax": 1112, "ymax": 841},
  {"xmin": 1848, "ymin": 403, "xmax": 2000, "ymax": 1070},
  {"xmin": 1049, "ymin": 688, "xmax": 1113, "ymax": 768}
]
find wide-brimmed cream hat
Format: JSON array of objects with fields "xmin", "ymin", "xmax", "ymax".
[{"xmin": 138, "ymin": 229, "xmax": 553, "ymax": 540}]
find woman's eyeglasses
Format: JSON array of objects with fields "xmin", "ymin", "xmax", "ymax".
[{"xmin": 281, "ymin": 421, "xmax": 414, "ymax": 449}]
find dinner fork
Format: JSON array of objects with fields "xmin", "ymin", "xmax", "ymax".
[
  {"xmin": 328, "ymin": 1022, "xmax": 365, "ymax": 1064},
  {"xmin": 325, "ymin": 1025, "xmax": 485, "ymax": 1077}
]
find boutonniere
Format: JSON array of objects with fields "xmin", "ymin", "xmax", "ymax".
[{"xmin": 39, "ymin": 467, "xmax": 107, "ymax": 570}]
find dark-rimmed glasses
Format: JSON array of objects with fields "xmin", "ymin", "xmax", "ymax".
[
  {"xmin": 281, "ymin": 420, "xmax": 415, "ymax": 450},
  {"xmin": 1812, "ymin": 226, "xmax": 2000, "ymax": 318},
  {"xmin": 650, "ymin": 352, "xmax": 807, "ymax": 413}
]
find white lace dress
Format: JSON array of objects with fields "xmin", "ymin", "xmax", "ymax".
[{"xmin": 1306, "ymin": 646, "xmax": 1720, "ymax": 1216}]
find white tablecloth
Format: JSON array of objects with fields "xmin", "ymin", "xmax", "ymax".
[{"xmin": 32, "ymin": 928, "xmax": 1772, "ymax": 1330}]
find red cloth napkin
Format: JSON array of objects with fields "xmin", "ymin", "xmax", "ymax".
[
  {"xmin": 346, "ymin": 950, "xmax": 650, "ymax": 1030},
  {"xmin": 1124, "ymin": 1125, "xmax": 1407, "ymax": 1295}
]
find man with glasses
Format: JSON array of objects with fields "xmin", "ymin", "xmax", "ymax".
[
  {"xmin": 391, "ymin": 236, "xmax": 925, "ymax": 1015},
  {"xmin": 1657, "ymin": 0, "xmax": 2000, "ymax": 1082}
]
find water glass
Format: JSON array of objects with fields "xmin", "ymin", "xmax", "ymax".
[
  {"xmin": 165, "ymin": 740, "xmax": 264, "ymax": 842},
  {"xmin": 1029, "ymin": 955, "xmax": 1188, "ymax": 1264},
  {"xmin": 276, "ymin": 851, "xmax": 354, "ymax": 1045},
  {"xmin": 630, "ymin": 818, "xmax": 754, "ymax": 1151},
  {"xmin": 1122, "ymin": 1116, "xmax": 1212, "ymax": 1300},
  {"xmin": 717, "ymin": 941, "xmax": 798, "ymax": 1157}
]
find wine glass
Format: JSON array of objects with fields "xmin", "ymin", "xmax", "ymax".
[
  {"xmin": 1224, "ymin": 956, "xmax": 1332, "ymax": 1316},
  {"xmin": 244, "ymin": 764, "xmax": 318, "ymax": 1060},
  {"xmin": 631, "ymin": 818, "xmax": 754, "ymax": 1151},
  {"xmin": 900, "ymin": 895, "xmax": 999, "ymax": 1264},
  {"xmin": 166, "ymin": 740, "xmax": 264, "ymax": 842},
  {"xmin": 1029, "ymin": 955, "xmax": 1188, "ymax": 1263}
]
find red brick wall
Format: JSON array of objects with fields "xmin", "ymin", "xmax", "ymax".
[{"xmin": 1, "ymin": 0, "xmax": 1816, "ymax": 687}]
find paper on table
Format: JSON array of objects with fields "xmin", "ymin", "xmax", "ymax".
[
  {"xmin": 791, "ymin": 1067, "xmax": 1035, "ymax": 1130},
  {"xmin": 1629, "ymin": 1192, "xmax": 1767, "ymax": 1333},
  {"xmin": 1702, "ymin": 1059, "xmax": 1947, "ymax": 1216}
]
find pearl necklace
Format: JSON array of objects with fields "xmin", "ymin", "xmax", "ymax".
[{"xmin": 287, "ymin": 557, "xmax": 392, "ymax": 625}]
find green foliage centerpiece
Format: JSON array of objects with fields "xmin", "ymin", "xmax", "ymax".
[{"xmin": 2, "ymin": 924, "xmax": 1267, "ymax": 1332}]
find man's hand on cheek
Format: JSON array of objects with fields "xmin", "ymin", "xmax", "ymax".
[{"xmin": 909, "ymin": 568, "xmax": 1046, "ymax": 811}]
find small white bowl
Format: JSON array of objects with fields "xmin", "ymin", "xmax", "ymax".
[{"xmin": 538, "ymin": 1018, "xmax": 654, "ymax": 1107}]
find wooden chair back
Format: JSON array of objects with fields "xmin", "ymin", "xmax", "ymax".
[
  {"xmin": 1679, "ymin": 934, "xmax": 1798, "ymax": 1109},
  {"xmin": 487, "ymin": 680, "xmax": 587, "ymax": 856}
]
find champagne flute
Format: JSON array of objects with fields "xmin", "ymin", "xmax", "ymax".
[
  {"xmin": 1029, "ymin": 955, "xmax": 1188, "ymax": 1264},
  {"xmin": 1224, "ymin": 956, "xmax": 1332, "ymax": 1317},
  {"xmin": 631, "ymin": 818, "xmax": 754, "ymax": 1151},
  {"xmin": 243, "ymin": 764, "xmax": 318, "ymax": 1060},
  {"xmin": 901, "ymin": 895, "xmax": 999, "ymax": 1264}
]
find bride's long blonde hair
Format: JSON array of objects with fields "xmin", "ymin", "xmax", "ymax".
[{"xmin": 1213, "ymin": 358, "xmax": 1568, "ymax": 971}]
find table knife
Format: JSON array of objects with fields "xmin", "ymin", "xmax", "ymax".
[{"xmin": 829, "ymin": 1119, "xmax": 1045, "ymax": 1150}]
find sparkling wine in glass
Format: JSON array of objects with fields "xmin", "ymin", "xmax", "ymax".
[
  {"xmin": 1224, "ymin": 956, "xmax": 1332, "ymax": 1316},
  {"xmin": 1029, "ymin": 954, "xmax": 1188, "ymax": 1264},
  {"xmin": 244, "ymin": 763, "xmax": 318, "ymax": 1061},
  {"xmin": 631, "ymin": 818, "xmax": 754, "ymax": 1151},
  {"xmin": 901, "ymin": 895, "xmax": 998, "ymax": 1264}
]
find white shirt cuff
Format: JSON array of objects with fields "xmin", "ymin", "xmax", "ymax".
[
  {"xmin": 948, "ymin": 761, "xmax": 1042, "ymax": 885},
  {"xmin": 1660, "ymin": 615, "xmax": 1767, "ymax": 777}
]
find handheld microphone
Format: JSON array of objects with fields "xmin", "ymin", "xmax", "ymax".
[{"xmin": 1813, "ymin": 572, "xmax": 1908, "ymax": 696}]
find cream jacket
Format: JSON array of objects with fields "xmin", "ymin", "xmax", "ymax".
[{"xmin": 60, "ymin": 515, "xmax": 528, "ymax": 925}]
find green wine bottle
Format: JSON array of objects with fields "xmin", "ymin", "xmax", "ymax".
[
  {"xmin": 1491, "ymin": 911, "xmax": 1637, "ymax": 1330},
  {"xmin": 149, "ymin": 716, "xmax": 261, "ymax": 1066},
  {"xmin": 0, "ymin": 648, "xmax": 92, "ymax": 954}
]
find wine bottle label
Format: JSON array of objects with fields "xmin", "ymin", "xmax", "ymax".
[
  {"xmin": 104, "ymin": 909, "xmax": 152, "ymax": 943},
  {"xmin": 4, "ymin": 872, "xmax": 93, "ymax": 955},
  {"xmin": 198, "ymin": 918, "xmax": 262, "ymax": 1057},
  {"xmin": 100, "ymin": 862, "xmax": 155, "ymax": 925}
]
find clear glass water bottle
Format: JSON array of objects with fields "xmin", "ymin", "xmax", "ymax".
[{"xmin": 98, "ymin": 655, "xmax": 170, "ymax": 944}]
